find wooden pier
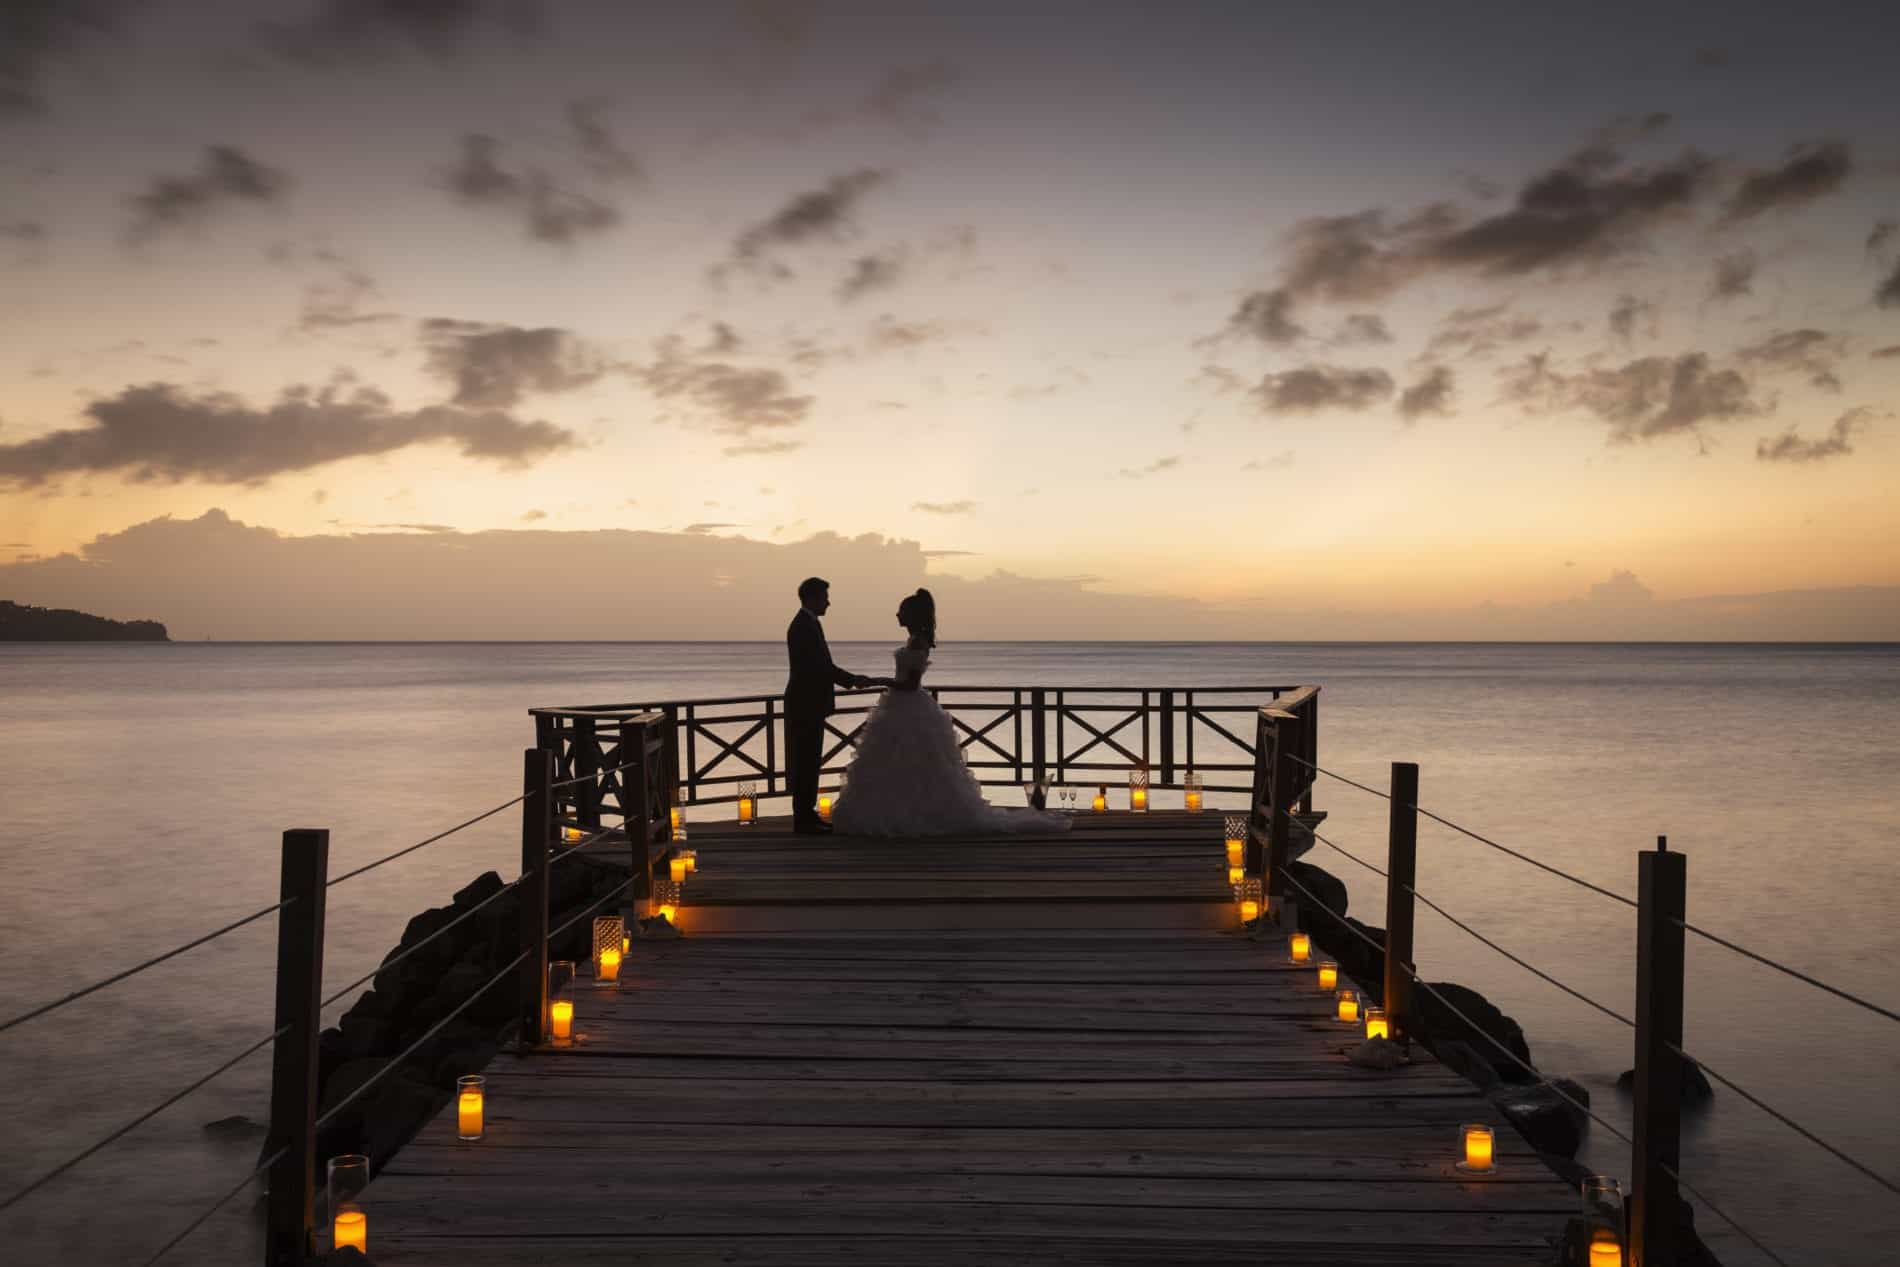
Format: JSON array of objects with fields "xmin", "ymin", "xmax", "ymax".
[{"xmin": 366, "ymin": 812, "xmax": 1579, "ymax": 1265}]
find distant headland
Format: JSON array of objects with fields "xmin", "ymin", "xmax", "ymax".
[{"xmin": 0, "ymin": 601, "xmax": 169, "ymax": 642}]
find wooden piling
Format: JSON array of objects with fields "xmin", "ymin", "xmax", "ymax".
[
  {"xmin": 517, "ymin": 748, "xmax": 553, "ymax": 1045},
  {"xmin": 264, "ymin": 828, "xmax": 328, "ymax": 1267},
  {"xmin": 1631, "ymin": 836, "xmax": 1686, "ymax": 1267},
  {"xmin": 1384, "ymin": 761, "xmax": 1419, "ymax": 1041}
]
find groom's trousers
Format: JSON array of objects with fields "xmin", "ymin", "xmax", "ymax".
[{"xmin": 785, "ymin": 708, "xmax": 825, "ymax": 821}]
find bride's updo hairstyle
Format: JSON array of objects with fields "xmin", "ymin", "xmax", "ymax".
[{"xmin": 898, "ymin": 588, "xmax": 937, "ymax": 648}]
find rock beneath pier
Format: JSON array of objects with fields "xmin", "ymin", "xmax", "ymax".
[
  {"xmin": 1492, "ymin": 1077, "xmax": 1590, "ymax": 1157},
  {"xmin": 201, "ymin": 1113, "xmax": 267, "ymax": 1140},
  {"xmin": 1432, "ymin": 1038, "xmax": 1500, "ymax": 1090},
  {"xmin": 1287, "ymin": 861, "xmax": 1349, "ymax": 925},
  {"xmin": 452, "ymin": 870, "xmax": 506, "ymax": 909},
  {"xmin": 1616, "ymin": 1058, "xmax": 1715, "ymax": 1105},
  {"xmin": 1417, "ymin": 981, "xmax": 1534, "ymax": 1083}
]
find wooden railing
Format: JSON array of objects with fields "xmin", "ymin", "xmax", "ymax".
[{"xmin": 531, "ymin": 684, "xmax": 1316, "ymax": 818}]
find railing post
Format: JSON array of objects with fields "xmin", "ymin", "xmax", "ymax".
[
  {"xmin": 517, "ymin": 748, "xmax": 553, "ymax": 1045},
  {"xmin": 1299, "ymin": 692, "xmax": 1318, "ymax": 815},
  {"xmin": 1265, "ymin": 714, "xmax": 1294, "ymax": 906},
  {"xmin": 573, "ymin": 716, "xmax": 601, "ymax": 830},
  {"xmin": 662, "ymin": 704, "xmax": 682, "ymax": 807},
  {"xmin": 1631, "ymin": 836, "xmax": 1686, "ymax": 1267},
  {"xmin": 264, "ymin": 828, "xmax": 328, "ymax": 1267},
  {"xmin": 1159, "ymin": 690, "xmax": 1175, "ymax": 786},
  {"xmin": 764, "ymin": 698, "xmax": 777, "ymax": 798},
  {"xmin": 1383, "ymin": 762, "xmax": 1419, "ymax": 1042},
  {"xmin": 1031, "ymin": 689, "xmax": 1047, "ymax": 790}
]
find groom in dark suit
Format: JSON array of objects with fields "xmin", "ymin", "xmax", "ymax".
[{"xmin": 785, "ymin": 577, "xmax": 869, "ymax": 835}]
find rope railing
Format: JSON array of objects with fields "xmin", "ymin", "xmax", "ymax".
[
  {"xmin": 550, "ymin": 752, "xmax": 647, "ymax": 791},
  {"xmin": 1308, "ymin": 830, "xmax": 1637, "ymax": 1030},
  {"xmin": 1659, "ymin": 1161, "xmax": 1794, "ymax": 1267},
  {"xmin": 140, "ymin": 1143, "xmax": 289, "ymax": 1267},
  {"xmin": 325, "ymin": 792, "xmax": 528, "ymax": 890},
  {"xmin": 0, "ymin": 897, "xmax": 295, "ymax": 1036},
  {"xmin": 1666, "ymin": 1042, "xmax": 1900, "ymax": 1198},
  {"xmin": 1673, "ymin": 917, "xmax": 1900, "ymax": 1026},
  {"xmin": 549, "ymin": 873, "xmax": 641, "ymax": 942},
  {"xmin": 0, "ymin": 1023, "xmax": 289, "ymax": 1214}
]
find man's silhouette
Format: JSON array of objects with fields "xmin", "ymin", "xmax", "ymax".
[{"xmin": 784, "ymin": 577, "xmax": 867, "ymax": 834}]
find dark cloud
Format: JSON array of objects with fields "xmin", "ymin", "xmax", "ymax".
[
  {"xmin": 1608, "ymin": 294, "xmax": 1659, "ymax": 343},
  {"xmin": 1877, "ymin": 259, "xmax": 1900, "ymax": 309},
  {"xmin": 361, "ymin": 522, "xmax": 455, "ymax": 533},
  {"xmin": 442, "ymin": 134, "xmax": 619, "ymax": 244},
  {"xmin": 1756, "ymin": 407, "xmax": 1872, "ymax": 463},
  {"xmin": 1868, "ymin": 220, "xmax": 1897, "ymax": 256},
  {"xmin": 1224, "ymin": 288, "xmax": 1305, "ymax": 345},
  {"xmin": 420, "ymin": 319, "xmax": 611, "ymax": 407},
  {"xmin": 126, "ymin": 147, "xmax": 289, "ymax": 243},
  {"xmin": 297, "ymin": 252, "xmax": 398, "ymax": 331},
  {"xmin": 638, "ymin": 337, "xmax": 813, "ymax": 446},
  {"xmin": 865, "ymin": 315, "xmax": 951, "ymax": 351},
  {"xmin": 860, "ymin": 60, "xmax": 957, "ymax": 132},
  {"xmin": 1397, "ymin": 366, "xmax": 1455, "ymax": 421},
  {"xmin": 1871, "ymin": 344, "xmax": 1900, "ymax": 360},
  {"xmin": 838, "ymin": 251, "xmax": 904, "ymax": 302},
  {"xmin": 912, "ymin": 500, "xmax": 976, "ymax": 514},
  {"xmin": 1721, "ymin": 141, "xmax": 1852, "ymax": 223},
  {"xmin": 1251, "ymin": 364, "xmax": 1395, "ymax": 414},
  {"xmin": 720, "ymin": 168, "xmax": 888, "ymax": 283},
  {"xmin": 1334, "ymin": 313, "xmax": 1392, "ymax": 345},
  {"xmin": 565, "ymin": 99, "xmax": 643, "ymax": 184},
  {"xmin": 2, "ymin": 220, "xmax": 47, "ymax": 242},
  {"xmin": 704, "ymin": 322, "xmax": 744, "ymax": 355},
  {"xmin": 261, "ymin": 0, "xmax": 541, "ymax": 65},
  {"xmin": 1708, "ymin": 249, "xmax": 1757, "ymax": 302},
  {"xmin": 0, "ymin": 0, "xmax": 132, "ymax": 113},
  {"xmin": 1500, "ymin": 351, "xmax": 1764, "ymax": 443},
  {"xmin": 1736, "ymin": 328, "xmax": 1846, "ymax": 392},
  {"xmin": 0, "ymin": 379, "xmax": 577, "ymax": 486},
  {"xmin": 682, "ymin": 521, "xmax": 739, "ymax": 534},
  {"xmin": 1118, "ymin": 456, "xmax": 1181, "ymax": 479},
  {"xmin": 1421, "ymin": 303, "xmax": 1543, "ymax": 360}
]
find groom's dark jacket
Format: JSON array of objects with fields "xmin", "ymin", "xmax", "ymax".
[{"xmin": 785, "ymin": 608, "xmax": 854, "ymax": 720}]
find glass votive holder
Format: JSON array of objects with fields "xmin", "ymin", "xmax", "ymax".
[
  {"xmin": 669, "ymin": 853, "xmax": 688, "ymax": 883},
  {"xmin": 817, "ymin": 790, "xmax": 835, "ymax": 821},
  {"xmin": 548, "ymin": 960, "xmax": 575, "ymax": 1043},
  {"xmin": 1223, "ymin": 814, "xmax": 1247, "ymax": 862},
  {"xmin": 1335, "ymin": 988, "xmax": 1360, "ymax": 1023},
  {"xmin": 1092, "ymin": 786, "xmax": 1107, "ymax": 812},
  {"xmin": 1363, "ymin": 1006, "xmax": 1389, "ymax": 1040},
  {"xmin": 737, "ymin": 781, "xmax": 757, "ymax": 826},
  {"xmin": 1458, "ymin": 1122, "xmax": 1495, "ymax": 1172},
  {"xmin": 1183, "ymin": 771, "xmax": 1204, "ymax": 812},
  {"xmin": 593, "ymin": 916, "xmax": 624, "ymax": 986},
  {"xmin": 1581, "ymin": 1174, "xmax": 1625, "ymax": 1255},
  {"xmin": 456, "ymin": 1075, "xmax": 485, "ymax": 1141},
  {"xmin": 327, "ymin": 1153, "xmax": 369, "ymax": 1252},
  {"xmin": 1288, "ymin": 931, "xmax": 1312, "ymax": 963},
  {"xmin": 1128, "ymin": 767, "xmax": 1149, "ymax": 812},
  {"xmin": 680, "ymin": 848, "xmax": 698, "ymax": 875},
  {"xmin": 653, "ymin": 878, "xmax": 682, "ymax": 925},
  {"xmin": 670, "ymin": 807, "xmax": 688, "ymax": 842},
  {"xmin": 1317, "ymin": 960, "xmax": 1338, "ymax": 991},
  {"xmin": 1235, "ymin": 876, "xmax": 1262, "ymax": 923}
]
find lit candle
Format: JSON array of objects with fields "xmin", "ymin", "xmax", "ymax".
[
  {"xmin": 1224, "ymin": 838, "xmax": 1244, "ymax": 866},
  {"xmin": 658, "ymin": 902, "xmax": 678, "ymax": 922},
  {"xmin": 1363, "ymin": 1006, "xmax": 1389, "ymax": 1041},
  {"xmin": 683, "ymin": 850, "xmax": 697, "ymax": 874},
  {"xmin": 1185, "ymin": 790, "xmax": 1201, "ymax": 811},
  {"xmin": 620, "ymin": 935, "xmax": 630, "ymax": 955},
  {"xmin": 669, "ymin": 857, "xmax": 687, "ymax": 883},
  {"xmin": 818, "ymin": 793, "xmax": 833, "ymax": 821},
  {"xmin": 456, "ymin": 1076, "xmax": 484, "ymax": 1141},
  {"xmin": 737, "ymin": 796, "xmax": 755, "ymax": 825},
  {"xmin": 597, "ymin": 946, "xmax": 622, "ymax": 983},
  {"xmin": 1239, "ymin": 898, "xmax": 1260, "ymax": 921},
  {"xmin": 1289, "ymin": 932, "xmax": 1311, "ymax": 963},
  {"xmin": 1227, "ymin": 864, "xmax": 1245, "ymax": 886},
  {"xmin": 1336, "ymin": 989, "xmax": 1359, "ymax": 1023},
  {"xmin": 550, "ymin": 999, "xmax": 573, "ymax": 1040},
  {"xmin": 1130, "ymin": 786, "xmax": 1148, "ymax": 812},
  {"xmin": 1461, "ymin": 1123, "xmax": 1494, "ymax": 1172},
  {"xmin": 1092, "ymin": 788, "xmax": 1107, "ymax": 812},
  {"xmin": 563, "ymin": 824, "xmax": 583, "ymax": 842},
  {"xmin": 333, "ymin": 1210, "xmax": 367, "ymax": 1252},
  {"xmin": 1317, "ymin": 961, "xmax": 1338, "ymax": 991},
  {"xmin": 669, "ymin": 806, "xmax": 682, "ymax": 832},
  {"xmin": 1589, "ymin": 1233, "xmax": 1623, "ymax": 1267}
]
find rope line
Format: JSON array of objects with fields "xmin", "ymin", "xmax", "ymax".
[
  {"xmin": 1276, "ymin": 867, "xmax": 1632, "ymax": 1147},
  {"xmin": 320, "ymin": 876, "xmax": 523, "ymax": 1009},
  {"xmin": 1308, "ymin": 831, "xmax": 1637, "ymax": 1030},
  {"xmin": 1674, "ymin": 918, "xmax": 1900, "ymax": 1026},
  {"xmin": 315, "ymin": 949, "xmax": 529, "ymax": 1130},
  {"xmin": 1659, "ymin": 1161, "xmax": 1793, "ymax": 1267},
  {"xmin": 550, "ymin": 753, "xmax": 647, "ymax": 791},
  {"xmin": 0, "ymin": 1024, "xmax": 289, "ymax": 1213},
  {"xmin": 1309, "ymin": 829, "xmax": 1388, "ymax": 878},
  {"xmin": 1409, "ymin": 804, "xmax": 1639, "ymax": 910},
  {"xmin": 1288, "ymin": 754, "xmax": 1391, "ymax": 801},
  {"xmin": 548, "ymin": 874, "xmax": 640, "ymax": 942},
  {"xmin": 1668, "ymin": 1043, "xmax": 1900, "ymax": 1198},
  {"xmin": 0, "ymin": 898, "xmax": 294, "ymax": 1036},
  {"xmin": 325, "ymin": 794, "xmax": 527, "ymax": 890},
  {"xmin": 139, "ymin": 1143, "xmax": 288, "ymax": 1267}
]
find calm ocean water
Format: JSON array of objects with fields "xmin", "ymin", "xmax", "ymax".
[{"xmin": 1, "ymin": 641, "xmax": 1896, "ymax": 1264}]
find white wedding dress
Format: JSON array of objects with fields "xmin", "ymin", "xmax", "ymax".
[{"xmin": 831, "ymin": 646, "xmax": 1071, "ymax": 838}]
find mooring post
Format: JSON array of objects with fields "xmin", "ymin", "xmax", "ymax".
[
  {"xmin": 1031, "ymin": 689, "xmax": 1048, "ymax": 790},
  {"xmin": 264, "ymin": 828, "xmax": 329, "ymax": 1267},
  {"xmin": 1265, "ymin": 714, "xmax": 1295, "ymax": 906},
  {"xmin": 1383, "ymin": 762, "xmax": 1419, "ymax": 1041},
  {"xmin": 1631, "ymin": 835, "xmax": 1686, "ymax": 1267},
  {"xmin": 517, "ymin": 747, "xmax": 553, "ymax": 1045}
]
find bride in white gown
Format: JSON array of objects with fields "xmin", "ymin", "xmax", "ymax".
[{"xmin": 831, "ymin": 589, "xmax": 1071, "ymax": 838}]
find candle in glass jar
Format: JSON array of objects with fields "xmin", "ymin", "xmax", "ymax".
[
  {"xmin": 456, "ymin": 1076, "xmax": 484, "ymax": 1140},
  {"xmin": 333, "ymin": 1210, "xmax": 367, "ymax": 1252},
  {"xmin": 1317, "ymin": 961, "xmax": 1338, "ymax": 991},
  {"xmin": 1461, "ymin": 1123, "xmax": 1494, "ymax": 1171},
  {"xmin": 1227, "ymin": 864, "xmax": 1245, "ymax": 886},
  {"xmin": 550, "ymin": 999, "xmax": 573, "ymax": 1040},
  {"xmin": 818, "ymin": 793, "xmax": 833, "ymax": 821},
  {"xmin": 1363, "ymin": 1006, "xmax": 1389, "ymax": 1041},
  {"xmin": 1336, "ymin": 989, "xmax": 1360, "ymax": 1022},
  {"xmin": 669, "ymin": 857, "xmax": 687, "ymax": 883},
  {"xmin": 683, "ymin": 850, "xmax": 697, "ymax": 874},
  {"xmin": 658, "ymin": 902, "xmax": 678, "ymax": 922},
  {"xmin": 1589, "ymin": 1233, "xmax": 1622, "ymax": 1267},
  {"xmin": 598, "ymin": 946, "xmax": 622, "ymax": 982},
  {"xmin": 1224, "ymin": 838, "xmax": 1244, "ymax": 866},
  {"xmin": 1092, "ymin": 788, "xmax": 1107, "ymax": 812},
  {"xmin": 1289, "ymin": 932, "xmax": 1311, "ymax": 963},
  {"xmin": 669, "ymin": 806, "xmax": 682, "ymax": 831},
  {"xmin": 1239, "ymin": 898, "xmax": 1259, "ymax": 921},
  {"xmin": 621, "ymin": 935, "xmax": 630, "ymax": 955},
  {"xmin": 737, "ymin": 795, "xmax": 755, "ymax": 825},
  {"xmin": 1184, "ymin": 789, "xmax": 1202, "ymax": 812},
  {"xmin": 1130, "ymin": 786, "xmax": 1148, "ymax": 812}
]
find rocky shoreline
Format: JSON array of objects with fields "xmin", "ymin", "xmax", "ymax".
[{"xmin": 1285, "ymin": 858, "xmax": 1722, "ymax": 1266}]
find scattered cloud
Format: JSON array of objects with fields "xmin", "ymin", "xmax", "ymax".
[
  {"xmin": 297, "ymin": 251, "xmax": 399, "ymax": 331},
  {"xmin": 2, "ymin": 220, "xmax": 47, "ymax": 242},
  {"xmin": 1334, "ymin": 313, "xmax": 1393, "ymax": 345},
  {"xmin": 1756, "ymin": 407, "xmax": 1872, "ymax": 463},
  {"xmin": 0, "ymin": 379, "xmax": 577, "ymax": 487},
  {"xmin": 260, "ymin": 0, "xmax": 542, "ymax": 65},
  {"xmin": 1736, "ymin": 328, "xmax": 1846, "ymax": 392},
  {"xmin": 1871, "ymin": 344, "xmax": 1900, "ymax": 360},
  {"xmin": 1867, "ymin": 220, "xmax": 1897, "ymax": 256},
  {"xmin": 442, "ymin": 133, "xmax": 619, "ymax": 244},
  {"xmin": 361, "ymin": 522, "xmax": 454, "ymax": 533},
  {"xmin": 1, "ymin": 0, "xmax": 134, "ymax": 113},
  {"xmin": 636, "ymin": 336, "xmax": 813, "ymax": 444},
  {"xmin": 420, "ymin": 319, "xmax": 612, "ymax": 408},
  {"xmin": 126, "ymin": 146, "xmax": 289, "ymax": 243},
  {"xmin": 912, "ymin": 500, "xmax": 976, "ymax": 514},
  {"xmin": 1251, "ymin": 364, "xmax": 1396, "ymax": 414},
  {"xmin": 565, "ymin": 98, "xmax": 643, "ymax": 184},
  {"xmin": 717, "ymin": 168, "xmax": 888, "ymax": 283},
  {"xmin": 1397, "ymin": 366, "xmax": 1456, "ymax": 421},
  {"xmin": 1500, "ymin": 351, "xmax": 1765, "ymax": 443},
  {"xmin": 922, "ymin": 549, "xmax": 976, "ymax": 558},
  {"xmin": 1118, "ymin": 456, "xmax": 1181, "ymax": 479},
  {"xmin": 1876, "ymin": 259, "xmax": 1900, "ymax": 309},
  {"xmin": 1721, "ymin": 140, "xmax": 1852, "ymax": 223},
  {"xmin": 860, "ymin": 60, "xmax": 957, "ymax": 132},
  {"xmin": 682, "ymin": 521, "xmax": 739, "ymax": 534},
  {"xmin": 520, "ymin": 509, "xmax": 547, "ymax": 522},
  {"xmin": 864, "ymin": 315, "xmax": 951, "ymax": 352},
  {"xmin": 1224, "ymin": 288, "xmax": 1305, "ymax": 344},
  {"xmin": 1241, "ymin": 451, "xmax": 1296, "ymax": 470},
  {"xmin": 1421, "ymin": 303, "xmax": 1543, "ymax": 360},
  {"xmin": 1708, "ymin": 249, "xmax": 1757, "ymax": 303},
  {"xmin": 1588, "ymin": 569, "xmax": 1655, "ymax": 606},
  {"xmin": 1608, "ymin": 294, "xmax": 1659, "ymax": 343},
  {"xmin": 722, "ymin": 437, "xmax": 803, "ymax": 456},
  {"xmin": 838, "ymin": 250, "xmax": 904, "ymax": 301}
]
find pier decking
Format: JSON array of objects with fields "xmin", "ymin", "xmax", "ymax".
[{"xmin": 367, "ymin": 813, "xmax": 1578, "ymax": 1265}]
